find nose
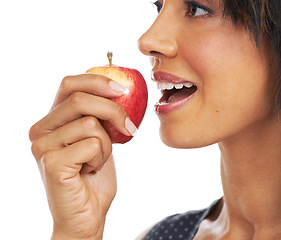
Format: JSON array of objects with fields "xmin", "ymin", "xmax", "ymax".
[{"xmin": 138, "ymin": 15, "xmax": 178, "ymax": 58}]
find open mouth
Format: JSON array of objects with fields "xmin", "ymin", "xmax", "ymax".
[
  {"xmin": 158, "ymin": 82, "xmax": 198, "ymax": 104},
  {"xmin": 152, "ymin": 71, "xmax": 198, "ymax": 114}
]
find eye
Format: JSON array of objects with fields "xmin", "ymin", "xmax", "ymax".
[
  {"xmin": 153, "ymin": 1, "xmax": 163, "ymax": 14},
  {"xmin": 184, "ymin": 1, "xmax": 212, "ymax": 17}
]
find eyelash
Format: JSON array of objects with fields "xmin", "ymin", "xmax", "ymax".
[
  {"xmin": 153, "ymin": 0, "xmax": 162, "ymax": 14},
  {"xmin": 153, "ymin": 0, "xmax": 213, "ymax": 17},
  {"xmin": 184, "ymin": 1, "xmax": 213, "ymax": 17}
]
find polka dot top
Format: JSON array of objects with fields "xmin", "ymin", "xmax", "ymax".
[{"xmin": 143, "ymin": 199, "xmax": 221, "ymax": 240}]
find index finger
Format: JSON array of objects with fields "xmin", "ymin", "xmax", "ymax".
[{"xmin": 51, "ymin": 73, "xmax": 128, "ymax": 110}]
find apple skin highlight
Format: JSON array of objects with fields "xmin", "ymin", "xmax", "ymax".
[{"xmin": 87, "ymin": 65, "xmax": 148, "ymax": 144}]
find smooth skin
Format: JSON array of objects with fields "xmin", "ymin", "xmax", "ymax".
[
  {"xmin": 29, "ymin": 74, "xmax": 135, "ymax": 240},
  {"xmin": 138, "ymin": 0, "xmax": 281, "ymax": 239},
  {"xmin": 30, "ymin": 0, "xmax": 281, "ymax": 239}
]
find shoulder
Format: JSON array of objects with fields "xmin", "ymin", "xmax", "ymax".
[
  {"xmin": 140, "ymin": 199, "xmax": 221, "ymax": 240},
  {"xmin": 139, "ymin": 209, "xmax": 205, "ymax": 240}
]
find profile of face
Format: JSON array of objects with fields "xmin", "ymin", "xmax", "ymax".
[{"xmin": 138, "ymin": 0, "xmax": 277, "ymax": 148}]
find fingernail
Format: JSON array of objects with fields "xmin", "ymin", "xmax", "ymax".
[
  {"xmin": 109, "ymin": 81, "xmax": 129, "ymax": 95},
  {"xmin": 125, "ymin": 117, "xmax": 138, "ymax": 136}
]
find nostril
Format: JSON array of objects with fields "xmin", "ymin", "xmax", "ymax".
[
  {"xmin": 138, "ymin": 36, "xmax": 159, "ymax": 57},
  {"xmin": 150, "ymin": 50, "xmax": 162, "ymax": 55}
]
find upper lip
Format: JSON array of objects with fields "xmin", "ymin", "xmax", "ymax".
[{"xmin": 152, "ymin": 71, "xmax": 195, "ymax": 85}]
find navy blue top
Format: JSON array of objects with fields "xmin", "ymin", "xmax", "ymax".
[{"xmin": 143, "ymin": 199, "xmax": 221, "ymax": 240}]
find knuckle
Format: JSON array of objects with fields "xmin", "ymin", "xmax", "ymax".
[
  {"xmin": 61, "ymin": 75, "xmax": 74, "ymax": 92},
  {"xmin": 68, "ymin": 92, "xmax": 85, "ymax": 108},
  {"xmin": 41, "ymin": 150, "xmax": 57, "ymax": 173},
  {"xmin": 82, "ymin": 116, "xmax": 100, "ymax": 130},
  {"xmin": 31, "ymin": 139, "xmax": 42, "ymax": 158},
  {"xmin": 29, "ymin": 123, "xmax": 40, "ymax": 142},
  {"xmin": 87, "ymin": 137, "xmax": 101, "ymax": 151}
]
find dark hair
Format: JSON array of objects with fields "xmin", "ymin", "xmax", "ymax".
[{"xmin": 222, "ymin": 0, "xmax": 281, "ymax": 113}]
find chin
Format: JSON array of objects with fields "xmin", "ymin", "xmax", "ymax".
[{"xmin": 159, "ymin": 125, "xmax": 214, "ymax": 149}]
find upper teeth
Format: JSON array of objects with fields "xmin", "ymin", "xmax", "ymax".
[{"xmin": 157, "ymin": 82, "xmax": 194, "ymax": 91}]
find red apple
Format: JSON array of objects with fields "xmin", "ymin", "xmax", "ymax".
[{"xmin": 86, "ymin": 52, "xmax": 148, "ymax": 144}]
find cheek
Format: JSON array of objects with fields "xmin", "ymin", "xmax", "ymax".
[
  {"xmin": 183, "ymin": 29, "xmax": 271, "ymax": 111},
  {"xmin": 162, "ymin": 30, "xmax": 274, "ymax": 148},
  {"xmin": 181, "ymin": 29, "xmax": 252, "ymax": 82}
]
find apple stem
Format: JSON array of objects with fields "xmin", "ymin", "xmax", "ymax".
[{"xmin": 107, "ymin": 52, "xmax": 113, "ymax": 67}]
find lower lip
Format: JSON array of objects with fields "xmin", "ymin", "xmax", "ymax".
[{"xmin": 154, "ymin": 92, "xmax": 196, "ymax": 114}]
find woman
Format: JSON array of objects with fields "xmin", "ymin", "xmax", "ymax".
[{"xmin": 29, "ymin": 0, "xmax": 281, "ymax": 239}]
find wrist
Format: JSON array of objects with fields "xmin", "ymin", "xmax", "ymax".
[
  {"xmin": 51, "ymin": 232, "xmax": 101, "ymax": 240},
  {"xmin": 51, "ymin": 218, "xmax": 106, "ymax": 240},
  {"xmin": 51, "ymin": 226, "xmax": 104, "ymax": 240}
]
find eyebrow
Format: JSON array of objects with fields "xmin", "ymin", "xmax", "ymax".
[{"xmin": 208, "ymin": 0, "xmax": 222, "ymax": 8}]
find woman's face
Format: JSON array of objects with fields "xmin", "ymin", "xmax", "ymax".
[{"xmin": 138, "ymin": 0, "xmax": 276, "ymax": 148}]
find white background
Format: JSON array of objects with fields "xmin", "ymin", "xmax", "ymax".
[{"xmin": 0, "ymin": 0, "xmax": 222, "ymax": 239}]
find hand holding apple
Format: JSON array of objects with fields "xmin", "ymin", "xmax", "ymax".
[
  {"xmin": 29, "ymin": 52, "xmax": 148, "ymax": 240},
  {"xmin": 87, "ymin": 52, "xmax": 148, "ymax": 143}
]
